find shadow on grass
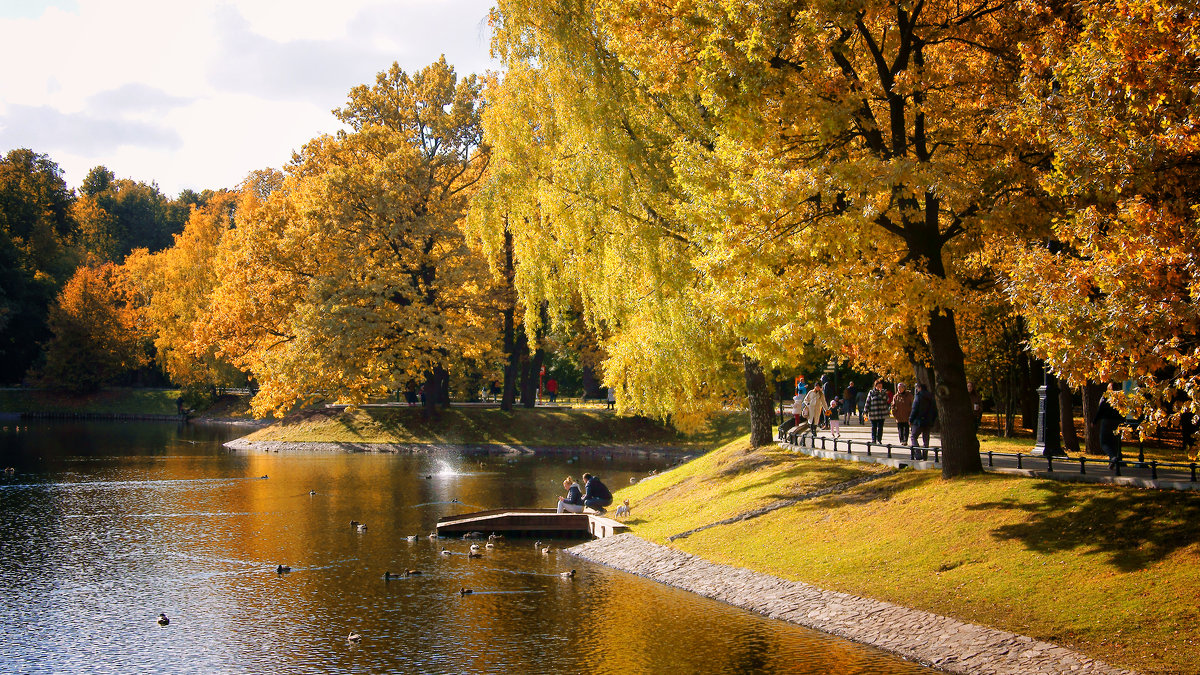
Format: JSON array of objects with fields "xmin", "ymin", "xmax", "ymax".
[{"xmin": 965, "ymin": 480, "xmax": 1200, "ymax": 571}]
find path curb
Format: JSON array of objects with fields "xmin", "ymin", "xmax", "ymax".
[{"xmin": 570, "ymin": 534, "xmax": 1134, "ymax": 675}]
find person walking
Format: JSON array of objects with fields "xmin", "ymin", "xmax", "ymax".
[
  {"xmin": 864, "ymin": 379, "xmax": 890, "ymax": 444},
  {"xmin": 828, "ymin": 396, "xmax": 843, "ymax": 438},
  {"xmin": 1094, "ymin": 383, "xmax": 1125, "ymax": 469},
  {"xmin": 546, "ymin": 378, "xmax": 559, "ymax": 403},
  {"xmin": 909, "ymin": 383, "xmax": 937, "ymax": 459},
  {"xmin": 843, "ymin": 382, "xmax": 858, "ymax": 425},
  {"xmin": 891, "ymin": 382, "xmax": 914, "ymax": 445},
  {"xmin": 802, "ymin": 384, "xmax": 827, "ymax": 444},
  {"xmin": 820, "ymin": 376, "xmax": 836, "ymax": 429}
]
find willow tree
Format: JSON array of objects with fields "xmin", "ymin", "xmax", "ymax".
[
  {"xmin": 200, "ymin": 59, "xmax": 497, "ymax": 417},
  {"xmin": 473, "ymin": 7, "xmax": 777, "ymax": 443},
  {"xmin": 1004, "ymin": 0, "xmax": 1200, "ymax": 435}
]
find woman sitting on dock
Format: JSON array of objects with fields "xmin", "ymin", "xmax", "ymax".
[{"xmin": 556, "ymin": 477, "xmax": 585, "ymax": 513}]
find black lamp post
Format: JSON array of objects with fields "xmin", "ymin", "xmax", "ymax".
[{"xmin": 1031, "ymin": 365, "xmax": 1065, "ymax": 456}]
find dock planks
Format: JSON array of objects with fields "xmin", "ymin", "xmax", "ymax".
[{"xmin": 436, "ymin": 508, "xmax": 629, "ymax": 539}]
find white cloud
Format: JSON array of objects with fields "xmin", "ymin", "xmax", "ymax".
[{"xmin": 0, "ymin": 0, "xmax": 495, "ymax": 196}]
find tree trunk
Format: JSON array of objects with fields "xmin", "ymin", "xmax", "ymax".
[
  {"xmin": 500, "ymin": 222, "xmax": 519, "ymax": 412},
  {"xmin": 503, "ymin": 329, "xmax": 526, "ymax": 412},
  {"xmin": 1081, "ymin": 381, "xmax": 1105, "ymax": 456},
  {"xmin": 1059, "ymin": 382, "xmax": 1080, "ymax": 453},
  {"xmin": 743, "ymin": 351, "xmax": 775, "ymax": 448},
  {"xmin": 1020, "ymin": 352, "xmax": 1039, "ymax": 429},
  {"xmin": 521, "ymin": 347, "xmax": 544, "ymax": 408},
  {"xmin": 925, "ymin": 310, "xmax": 983, "ymax": 477},
  {"xmin": 580, "ymin": 363, "xmax": 603, "ymax": 400}
]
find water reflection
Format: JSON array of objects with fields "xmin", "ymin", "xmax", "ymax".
[{"xmin": 0, "ymin": 421, "xmax": 932, "ymax": 673}]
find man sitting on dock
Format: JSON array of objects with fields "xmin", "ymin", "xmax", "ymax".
[
  {"xmin": 581, "ymin": 473, "xmax": 613, "ymax": 515},
  {"xmin": 557, "ymin": 476, "xmax": 585, "ymax": 513}
]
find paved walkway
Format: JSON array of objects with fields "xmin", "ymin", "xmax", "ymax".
[
  {"xmin": 570, "ymin": 534, "xmax": 1131, "ymax": 675},
  {"xmin": 781, "ymin": 418, "xmax": 1200, "ymax": 491}
]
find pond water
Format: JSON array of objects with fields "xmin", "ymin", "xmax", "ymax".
[{"xmin": 0, "ymin": 421, "xmax": 932, "ymax": 674}]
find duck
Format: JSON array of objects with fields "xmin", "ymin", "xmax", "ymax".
[
  {"xmin": 384, "ymin": 571, "xmax": 395, "ymax": 581},
  {"xmin": 533, "ymin": 540, "xmax": 543, "ymax": 549},
  {"xmin": 405, "ymin": 569, "xmax": 422, "ymax": 576},
  {"xmin": 428, "ymin": 532, "xmax": 439, "ymax": 539},
  {"xmin": 559, "ymin": 569, "xmax": 576, "ymax": 579},
  {"xmin": 459, "ymin": 587, "xmax": 473, "ymax": 596},
  {"xmin": 356, "ymin": 523, "xmax": 368, "ymax": 532},
  {"xmin": 276, "ymin": 564, "xmax": 291, "ymax": 574},
  {"xmin": 3, "ymin": 467, "xmax": 14, "ymax": 475},
  {"xmin": 440, "ymin": 548, "xmax": 451, "ymax": 556},
  {"xmin": 469, "ymin": 543, "xmax": 481, "ymax": 552},
  {"xmin": 347, "ymin": 632, "xmax": 362, "ymax": 643},
  {"xmin": 405, "ymin": 535, "xmax": 419, "ymax": 542},
  {"xmin": 485, "ymin": 542, "xmax": 495, "ymax": 549},
  {"xmin": 308, "ymin": 490, "xmax": 317, "ymax": 496},
  {"xmin": 157, "ymin": 613, "xmax": 170, "ymax": 626},
  {"xmin": 260, "ymin": 475, "xmax": 268, "ymax": 479},
  {"xmin": 541, "ymin": 547, "xmax": 550, "ymax": 555},
  {"xmin": 487, "ymin": 533, "xmax": 502, "ymax": 541},
  {"xmin": 467, "ymin": 551, "xmax": 482, "ymax": 559},
  {"xmin": 350, "ymin": 520, "xmax": 361, "ymax": 528}
]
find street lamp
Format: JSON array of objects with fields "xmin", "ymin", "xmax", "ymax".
[{"xmin": 1031, "ymin": 365, "xmax": 1065, "ymax": 457}]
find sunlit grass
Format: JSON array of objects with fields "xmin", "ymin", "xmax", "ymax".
[
  {"xmin": 617, "ymin": 437, "xmax": 1200, "ymax": 674},
  {"xmin": 244, "ymin": 406, "xmax": 749, "ymax": 449}
]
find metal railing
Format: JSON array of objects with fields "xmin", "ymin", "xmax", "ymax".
[{"xmin": 780, "ymin": 427, "xmax": 1199, "ymax": 483}]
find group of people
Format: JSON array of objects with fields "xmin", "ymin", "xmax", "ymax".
[
  {"xmin": 791, "ymin": 375, "xmax": 962, "ymax": 460},
  {"xmin": 556, "ymin": 473, "xmax": 613, "ymax": 514}
]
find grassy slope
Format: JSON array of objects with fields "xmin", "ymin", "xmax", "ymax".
[
  {"xmin": 243, "ymin": 406, "xmax": 749, "ymax": 449},
  {"xmin": 619, "ymin": 437, "xmax": 1200, "ymax": 675}
]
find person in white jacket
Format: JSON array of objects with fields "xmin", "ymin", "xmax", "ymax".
[{"xmin": 802, "ymin": 386, "xmax": 827, "ymax": 442}]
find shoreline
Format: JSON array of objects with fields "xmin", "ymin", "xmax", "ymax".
[
  {"xmin": 569, "ymin": 534, "xmax": 1133, "ymax": 675},
  {"xmin": 223, "ymin": 438, "xmax": 700, "ymax": 459}
]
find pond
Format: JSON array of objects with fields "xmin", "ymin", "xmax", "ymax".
[{"xmin": 0, "ymin": 421, "xmax": 932, "ymax": 674}]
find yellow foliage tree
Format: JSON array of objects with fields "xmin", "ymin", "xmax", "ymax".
[{"xmin": 199, "ymin": 59, "xmax": 497, "ymax": 417}]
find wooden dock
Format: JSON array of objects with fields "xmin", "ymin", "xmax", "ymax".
[{"xmin": 436, "ymin": 508, "xmax": 630, "ymax": 539}]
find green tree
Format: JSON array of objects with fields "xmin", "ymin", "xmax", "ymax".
[{"xmin": 0, "ymin": 149, "xmax": 77, "ymax": 382}]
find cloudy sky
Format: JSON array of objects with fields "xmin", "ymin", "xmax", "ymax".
[{"xmin": 0, "ymin": 0, "xmax": 496, "ymax": 196}]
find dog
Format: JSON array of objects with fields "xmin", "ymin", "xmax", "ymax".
[{"xmin": 615, "ymin": 499, "xmax": 631, "ymax": 518}]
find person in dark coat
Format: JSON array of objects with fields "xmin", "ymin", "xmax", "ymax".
[
  {"xmin": 1094, "ymin": 383, "xmax": 1125, "ymax": 469},
  {"xmin": 581, "ymin": 473, "xmax": 613, "ymax": 514},
  {"xmin": 843, "ymin": 382, "xmax": 859, "ymax": 425},
  {"xmin": 909, "ymin": 383, "xmax": 937, "ymax": 459}
]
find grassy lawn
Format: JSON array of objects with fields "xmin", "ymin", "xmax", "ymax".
[
  {"xmin": 617, "ymin": 438, "xmax": 1200, "ymax": 674},
  {"xmin": 0, "ymin": 387, "xmax": 181, "ymax": 415},
  {"xmin": 243, "ymin": 406, "xmax": 749, "ymax": 449}
]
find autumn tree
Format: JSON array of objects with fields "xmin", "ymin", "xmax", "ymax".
[
  {"xmin": 1004, "ymin": 0, "xmax": 1200, "ymax": 438},
  {"xmin": 200, "ymin": 58, "xmax": 496, "ymax": 417},
  {"xmin": 473, "ymin": 14, "xmax": 775, "ymax": 442},
  {"xmin": 38, "ymin": 261, "xmax": 148, "ymax": 393},
  {"xmin": 124, "ymin": 192, "xmax": 248, "ymax": 394}
]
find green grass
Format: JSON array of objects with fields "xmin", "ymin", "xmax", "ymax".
[
  {"xmin": 244, "ymin": 406, "xmax": 749, "ymax": 449},
  {"xmin": 0, "ymin": 387, "xmax": 181, "ymax": 415},
  {"xmin": 617, "ymin": 438, "xmax": 1200, "ymax": 674}
]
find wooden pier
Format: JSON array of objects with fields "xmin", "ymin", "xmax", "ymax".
[{"xmin": 436, "ymin": 508, "xmax": 630, "ymax": 539}]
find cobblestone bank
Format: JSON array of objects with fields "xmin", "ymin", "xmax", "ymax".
[{"xmin": 570, "ymin": 534, "xmax": 1133, "ymax": 675}]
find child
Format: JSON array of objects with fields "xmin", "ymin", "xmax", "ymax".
[{"xmin": 828, "ymin": 395, "xmax": 843, "ymax": 438}]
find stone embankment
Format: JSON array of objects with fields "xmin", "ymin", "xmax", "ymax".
[
  {"xmin": 570, "ymin": 534, "xmax": 1132, "ymax": 675},
  {"xmin": 224, "ymin": 438, "xmax": 693, "ymax": 459}
]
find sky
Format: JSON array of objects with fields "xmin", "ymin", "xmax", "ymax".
[{"xmin": 0, "ymin": 0, "xmax": 496, "ymax": 197}]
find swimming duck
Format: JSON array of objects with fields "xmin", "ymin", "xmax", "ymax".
[
  {"xmin": 467, "ymin": 551, "xmax": 482, "ymax": 559},
  {"xmin": 157, "ymin": 613, "xmax": 170, "ymax": 626},
  {"xmin": 309, "ymin": 490, "xmax": 317, "ymax": 496},
  {"xmin": 469, "ymin": 543, "xmax": 481, "ymax": 552},
  {"xmin": 405, "ymin": 535, "xmax": 418, "ymax": 542},
  {"xmin": 559, "ymin": 569, "xmax": 576, "ymax": 579},
  {"xmin": 350, "ymin": 520, "xmax": 361, "ymax": 528},
  {"xmin": 487, "ymin": 533, "xmax": 502, "ymax": 541},
  {"xmin": 260, "ymin": 475, "xmax": 268, "ymax": 479},
  {"xmin": 533, "ymin": 540, "xmax": 543, "ymax": 549},
  {"xmin": 347, "ymin": 632, "xmax": 362, "ymax": 643},
  {"xmin": 384, "ymin": 571, "xmax": 395, "ymax": 581},
  {"xmin": 459, "ymin": 587, "xmax": 473, "ymax": 596},
  {"xmin": 428, "ymin": 532, "xmax": 438, "ymax": 539},
  {"xmin": 3, "ymin": 467, "xmax": 14, "ymax": 475},
  {"xmin": 541, "ymin": 547, "xmax": 550, "ymax": 555},
  {"xmin": 485, "ymin": 542, "xmax": 495, "ymax": 549},
  {"xmin": 356, "ymin": 523, "xmax": 368, "ymax": 532},
  {"xmin": 405, "ymin": 569, "xmax": 422, "ymax": 576},
  {"xmin": 276, "ymin": 564, "xmax": 291, "ymax": 574},
  {"xmin": 440, "ymin": 548, "xmax": 451, "ymax": 556}
]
